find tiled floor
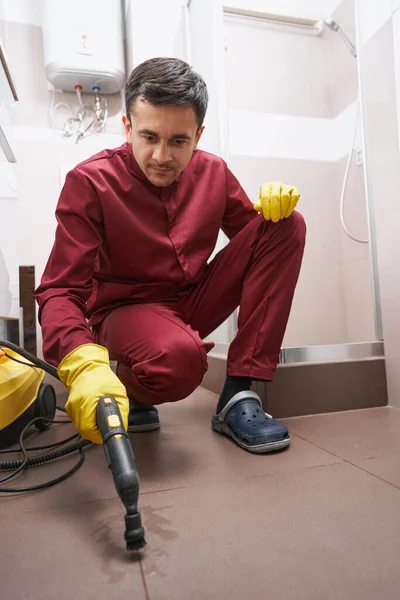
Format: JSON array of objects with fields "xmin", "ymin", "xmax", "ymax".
[{"xmin": 1, "ymin": 389, "xmax": 400, "ymax": 599}]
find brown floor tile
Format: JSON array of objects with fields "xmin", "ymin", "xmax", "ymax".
[
  {"xmin": 352, "ymin": 454, "xmax": 400, "ymax": 488},
  {"xmin": 0, "ymin": 498, "xmax": 146, "ymax": 600},
  {"xmin": 3, "ymin": 393, "xmax": 400, "ymax": 599},
  {"xmin": 132, "ymin": 425, "xmax": 342, "ymax": 494},
  {"xmin": 158, "ymin": 383, "xmax": 269, "ymax": 426},
  {"xmin": 156, "ymin": 385, "xmax": 218, "ymax": 426},
  {"xmin": 0, "ymin": 387, "xmax": 217, "ymax": 518},
  {"xmin": 0, "ymin": 421, "xmax": 120, "ymax": 517},
  {"xmin": 0, "ymin": 426, "xmax": 338, "ymax": 517},
  {"xmin": 284, "ymin": 407, "xmax": 400, "ymax": 460},
  {"xmin": 138, "ymin": 463, "xmax": 400, "ymax": 600},
  {"xmin": 0, "ymin": 389, "xmax": 340, "ymax": 518}
]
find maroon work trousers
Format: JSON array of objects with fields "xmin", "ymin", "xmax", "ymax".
[{"xmin": 94, "ymin": 212, "xmax": 306, "ymax": 405}]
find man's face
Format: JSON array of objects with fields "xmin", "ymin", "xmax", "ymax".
[{"xmin": 122, "ymin": 98, "xmax": 204, "ymax": 187}]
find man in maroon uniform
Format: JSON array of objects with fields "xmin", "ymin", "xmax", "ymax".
[{"xmin": 35, "ymin": 57, "xmax": 305, "ymax": 454}]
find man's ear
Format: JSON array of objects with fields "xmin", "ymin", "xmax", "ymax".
[
  {"xmin": 122, "ymin": 115, "xmax": 132, "ymax": 143},
  {"xmin": 194, "ymin": 125, "xmax": 205, "ymax": 149}
]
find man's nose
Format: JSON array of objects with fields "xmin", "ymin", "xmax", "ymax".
[{"xmin": 152, "ymin": 141, "xmax": 172, "ymax": 164}]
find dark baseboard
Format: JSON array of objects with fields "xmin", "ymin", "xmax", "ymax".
[{"xmin": 202, "ymin": 354, "xmax": 388, "ymax": 418}]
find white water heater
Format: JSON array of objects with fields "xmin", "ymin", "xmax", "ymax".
[{"xmin": 41, "ymin": 0, "xmax": 125, "ymax": 94}]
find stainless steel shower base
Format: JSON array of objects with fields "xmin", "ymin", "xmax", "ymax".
[
  {"xmin": 279, "ymin": 341, "xmax": 384, "ymax": 364},
  {"xmin": 210, "ymin": 341, "xmax": 384, "ymax": 364}
]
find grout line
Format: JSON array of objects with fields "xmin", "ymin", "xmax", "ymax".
[
  {"xmin": 347, "ymin": 461, "xmax": 400, "ymax": 491},
  {"xmin": 4, "ymin": 493, "xmax": 120, "ymax": 516},
  {"xmin": 354, "ymin": 451, "xmax": 400, "ymax": 461},
  {"xmin": 10, "ymin": 452, "xmax": 399, "ymax": 519},
  {"xmin": 291, "ymin": 432, "xmax": 400, "ymax": 464},
  {"xmin": 292, "ymin": 434, "xmax": 400, "ymax": 492},
  {"xmin": 290, "ymin": 432, "xmax": 351, "ymax": 461},
  {"xmin": 138, "ymin": 460, "xmax": 344, "ymax": 497},
  {"xmin": 283, "ymin": 405, "xmax": 389, "ymax": 422},
  {"xmin": 9, "ymin": 437, "xmax": 400, "ymax": 517},
  {"xmin": 139, "ymin": 558, "xmax": 151, "ymax": 600},
  {"xmin": 3, "ymin": 460, "xmax": 346, "ymax": 518},
  {"xmin": 3, "ymin": 484, "xmax": 191, "ymax": 517},
  {"xmin": 138, "ymin": 481, "xmax": 230, "ymax": 497},
  {"xmin": 139, "ymin": 484, "xmax": 190, "ymax": 497}
]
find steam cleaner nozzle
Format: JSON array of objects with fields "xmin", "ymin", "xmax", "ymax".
[{"xmin": 97, "ymin": 395, "xmax": 146, "ymax": 551}]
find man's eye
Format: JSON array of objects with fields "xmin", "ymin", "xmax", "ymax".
[
  {"xmin": 174, "ymin": 139, "xmax": 186, "ymax": 146},
  {"xmin": 143, "ymin": 135, "xmax": 155, "ymax": 142}
]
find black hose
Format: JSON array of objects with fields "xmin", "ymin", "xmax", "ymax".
[
  {"xmin": 0, "ymin": 432, "xmax": 77, "ymax": 454},
  {"xmin": 0, "ymin": 449, "xmax": 87, "ymax": 493},
  {"xmin": 0, "ymin": 340, "xmax": 65, "ymax": 411},
  {"xmin": 0, "ymin": 340, "xmax": 59, "ymax": 379},
  {"xmin": 0, "ymin": 439, "xmax": 91, "ymax": 471}
]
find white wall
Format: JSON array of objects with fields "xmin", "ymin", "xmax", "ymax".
[
  {"xmin": 1, "ymin": 0, "xmax": 41, "ymax": 26},
  {"xmin": 358, "ymin": 0, "xmax": 392, "ymax": 44},
  {"xmin": 356, "ymin": 0, "xmax": 400, "ymax": 407},
  {"xmin": 0, "ymin": 3, "xmax": 126, "ymax": 355},
  {"xmin": 188, "ymin": 0, "xmax": 228, "ymax": 160},
  {"xmin": 1, "ymin": 0, "xmax": 237, "ymax": 350},
  {"xmin": 125, "ymin": 0, "xmax": 186, "ymax": 70},
  {"xmin": 229, "ymin": 103, "xmax": 358, "ymax": 162},
  {"xmin": 0, "ymin": 30, "xmax": 18, "ymax": 317},
  {"xmin": 0, "ymin": 161, "xmax": 18, "ymax": 317},
  {"xmin": 393, "ymin": 3, "xmax": 400, "ymax": 151}
]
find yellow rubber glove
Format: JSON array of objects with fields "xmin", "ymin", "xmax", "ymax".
[
  {"xmin": 254, "ymin": 182, "xmax": 300, "ymax": 223},
  {"xmin": 57, "ymin": 344, "xmax": 129, "ymax": 444}
]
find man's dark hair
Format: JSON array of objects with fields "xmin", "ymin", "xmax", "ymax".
[{"xmin": 125, "ymin": 57, "xmax": 208, "ymax": 128}]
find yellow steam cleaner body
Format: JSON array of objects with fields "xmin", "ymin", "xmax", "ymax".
[{"xmin": 0, "ymin": 348, "xmax": 56, "ymax": 449}]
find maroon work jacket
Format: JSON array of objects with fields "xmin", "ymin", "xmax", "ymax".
[{"xmin": 35, "ymin": 142, "xmax": 257, "ymax": 365}]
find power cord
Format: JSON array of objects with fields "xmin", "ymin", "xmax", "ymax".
[
  {"xmin": 0, "ymin": 432, "xmax": 77, "ymax": 454},
  {"xmin": 0, "ymin": 342, "xmax": 93, "ymax": 492}
]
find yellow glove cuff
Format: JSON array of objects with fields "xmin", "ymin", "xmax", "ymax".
[{"xmin": 57, "ymin": 343, "xmax": 110, "ymax": 388}]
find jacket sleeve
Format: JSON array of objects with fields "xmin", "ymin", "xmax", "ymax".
[
  {"xmin": 221, "ymin": 164, "xmax": 259, "ymax": 239},
  {"xmin": 35, "ymin": 168, "xmax": 104, "ymax": 366}
]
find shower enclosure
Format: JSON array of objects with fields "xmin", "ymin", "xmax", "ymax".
[
  {"xmin": 186, "ymin": 0, "xmax": 387, "ymax": 414},
  {"xmin": 222, "ymin": 0, "xmax": 383, "ymax": 362}
]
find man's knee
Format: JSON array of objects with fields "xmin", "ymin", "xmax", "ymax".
[
  {"xmin": 285, "ymin": 211, "xmax": 306, "ymax": 248},
  {"xmin": 254, "ymin": 209, "xmax": 306, "ymax": 245},
  {"xmin": 128, "ymin": 334, "xmax": 209, "ymax": 404},
  {"xmin": 263, "ymin": 210, "xmax": 306, "ymax": 250},
  {"xmin": 158, "ymin": 336, "xmax": 208, "ymax": 401}
]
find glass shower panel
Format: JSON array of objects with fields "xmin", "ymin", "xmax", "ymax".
[{"xmin": 223, "ymin": 0, "xmax": 377, "ymax": 348}]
